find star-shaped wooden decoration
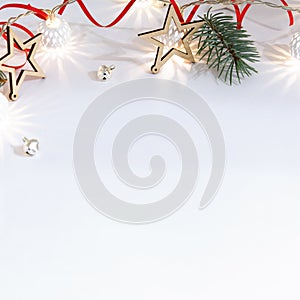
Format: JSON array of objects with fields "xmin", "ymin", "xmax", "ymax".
[
  {"xmin": 138, "ymin": 5, "xmax": 203, "ymax": 74},
  {"xmin": 0, "ymin": 27, "xmax": 45, "ymax": 101}
]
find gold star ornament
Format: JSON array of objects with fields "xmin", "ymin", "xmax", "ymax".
[
  {"xmin": 0, "ymin": 27, "xmax": 45, "ymax": 101},
  {"xmin": 138, "ymin": 5, "xmax": 203, "ymax": 74}
]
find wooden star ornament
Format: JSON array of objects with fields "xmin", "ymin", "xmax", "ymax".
[
  {"xmin": 138, "ymin": 5, "xmax": 203, "ymax": 74},
  {"xmin": 0, "ymin": 27, "xmax": 45, "ymax": 101}
]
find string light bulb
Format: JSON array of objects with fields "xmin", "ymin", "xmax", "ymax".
[{"xmin": 37, "ymin": 14, "xmax": 71, "ymax": 49}]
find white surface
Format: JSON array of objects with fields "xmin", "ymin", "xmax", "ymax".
[{"xmin": 1, "ymin": 1, "xmax": 300, "ymax": 299}]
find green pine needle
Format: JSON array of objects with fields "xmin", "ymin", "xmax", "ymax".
[
  {"xmin": 194, "ymin": 9, "xmax": 260, "ymax": 85},
  {"xmin": 0, "ymin": 70, "xmax": 7, "ymax": 88}
]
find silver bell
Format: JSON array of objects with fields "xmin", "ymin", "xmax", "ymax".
[
  {"xmin": 97, "ymin": 65, "xmax": 115, "ymax": 81},
  {"xmin": 23, "ymin": 137, "xmax": 39, "ymax": 156}
]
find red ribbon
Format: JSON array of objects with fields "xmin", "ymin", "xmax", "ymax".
[
  {"xmin": 0, "ymin": 3, "xmax": 48, "ymax": 20},
  {"xmin": 58, "ymin": 0, "xmax": 199, "ymax": 25},
  {"xmin": 59, "ymin": 0, "xmax": 136, "ymax": 27},
  {"xmin": 232, "ymin": 0, "xmax": 294, "ymax": 29},
  {"xmin": 58, "ymin": 0, "xmax": 294, "ymax": 29},
  {"xmin": 280, "ymin": 0, "xmax": 294, "ymax": 26},
  {"xmin": 186, "ymin": 4, "xmax": 201, "ymax": 23},
  {"xmin": 0, "ymin": 0, "xmax": 294, "ymax": 71},
  {"xmin": 0, "ymin": 0, "xmax": 295, "ymax": 30},
  {"xmin": 232, "ymin": 2, "xmax": 252, "ymax": 29},
  {"xmin": 0, "ymin": 22, "xmax": 34, "ymax": 70},
  {"xmin": 0, "ymin": 3, "xmax": 47, "ymax": 70}
]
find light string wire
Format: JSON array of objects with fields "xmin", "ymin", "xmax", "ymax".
[
  {"xmin": 2, "ymin": 0, "xmax": 300, "ymax": 32},
  {"xmin": 0, "ymin": 0, "xmax": 168, "ymax": 35},
  {"xmin": 0, "ymin": 0, "xmax": 75, "ymax": 35},
  {"xmin": 50, "ymin": 0, "xmax": 76, "ymax": 16},
  {"xmin": 181, "ymin": 0, "xmax": 300, "ymax": 13},
  {"xmin": 0, "ymin": 10, "xmax": 34, "ymax": 34},
  {"xmin": 1, "ymin": 0, "xmax": 300, "ymax": 36}
]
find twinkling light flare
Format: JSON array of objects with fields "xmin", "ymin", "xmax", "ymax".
[
  {"xmin": 135, "ymin": 0, "xmax": 166, "ymax": 8},
  {"xmin": 0, "ymin": 93, "xmax": 33, "ymax": 154}
]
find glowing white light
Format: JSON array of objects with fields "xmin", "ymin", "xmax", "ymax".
[
  {"xmin": 38, "ymin": 16, "xmax": 71, "ymax": 49},
  {"xmin": 0, "ymin": 94, "xmax": 9, "ymax": 132},
  {"xmin": 136, "ymin": 0, "xmax": 153, "ymax": 8},
  {"xmin": 0, "ymin": 93, "xmax": 9, "ymax": 153},
  {"xmin": 158, "ymin": 22, "xmax": 184, "ymax": 52},
  {"xmin": 135, "ymin": 0, "xmax": 165, "ymax": 8},
  {"xmin": 0, "ymin": 92, "xmax": 35, "ymax": 155}
]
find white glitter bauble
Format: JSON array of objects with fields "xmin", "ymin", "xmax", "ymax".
[
  {"xmin": 290, "ymin": 32, "xmax": 300, "ymax": 59},
  {"xmin": 38, "ymin": 17, "xmax": 71, "ymax": 49}
]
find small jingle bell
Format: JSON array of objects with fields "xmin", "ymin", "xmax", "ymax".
[
  {"xmin": 23, "ymin": 137, "xmax": 39, "ymax": 156},
  {"xmin": 97, "ymin": 65, "xmax": 115, "ymax": 81}
]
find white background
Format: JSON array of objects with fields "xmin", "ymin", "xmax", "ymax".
[{"xmin": 1, "ymin": 0, "xmax": 300, "ymax": 299}]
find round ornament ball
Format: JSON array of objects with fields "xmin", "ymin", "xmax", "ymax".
[
  {"xmin": 290, "ymin": 32, "xmax": 300, "ymax": 60},
  {"xmin": 38, "ymin": 16, "xmax": 71, "ymax": 49}
]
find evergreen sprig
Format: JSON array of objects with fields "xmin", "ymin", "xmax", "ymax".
[
  {"xmin": 0, "ymin": 71, "xmax": 7, "ymax": 87},
  {"xmin": 194, "ymin": 9, "xmax": 260, "ymax": 84}
]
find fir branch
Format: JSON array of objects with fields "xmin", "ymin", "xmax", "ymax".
[
  {"xmin": 194, "ymin": 9, "xmax": 260, "ymax": 84},
  {"xmin": 0, "ymin": 71, "xmax": 7, "ymax": 87}
]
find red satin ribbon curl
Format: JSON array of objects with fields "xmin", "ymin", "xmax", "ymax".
[
  {"xmin": 57, "ymin": 0, "xmax": 199, "ymax": 25},
  {"xmin": 0, "ymin": 22, "xmax": 34, "ymax": 69},
  {"xmin": 0, "ymin": 0, "xmax": 295, "ymax": 70},
  {"xmin": 0, "ymin": 4, "xmax": 47, "ymax": 70},
  {"xmin": 0, "ymin": 3, "xmax": 48, "ymax": 20},
  {"xmin": 57, "ymin": 0, "xmax": 294, "ymax": 28},
  {"xmin": 232, "ymin": 0, "xmax": 294, "ymax": 29}
]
